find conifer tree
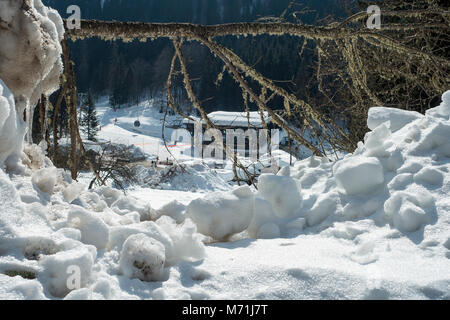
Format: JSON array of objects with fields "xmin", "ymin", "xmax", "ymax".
[{"xmin": 81, "ymin": 91, "xmax": 100, "ymax": 141}]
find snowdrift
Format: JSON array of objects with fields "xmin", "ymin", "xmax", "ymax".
[{"xmin": 187, "ymin": 91, "xmax": 450, "ymax": 241}]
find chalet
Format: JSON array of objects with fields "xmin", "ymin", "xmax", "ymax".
[{"xmin": 182, "ymin": 111, "xmax": 289, "ymax": 159}]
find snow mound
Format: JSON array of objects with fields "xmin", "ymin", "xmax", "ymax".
[
  {"xmin": 32, "ymin": 167, "xmax": 58, "ymax": 194},
  {"xmin": 67, "ymin": 208, "xmax": 110, "ymax": 250},
  {"xmin": 186, "ymin": 186, "xmax": 254, "ymax": 240},
  {"xmin": 368, "ymin": 107, "xmax": 423, "ymax": 132},
  {"xmin": 258, "ymin": 174, "xmax": 302, "ymax": 218},
  {"xmin": 333, "ymin": 156, "xmax": 384, "ymax": 195},
  {"xmin": 39, "ymin": 246, "xmax": 96, "ymax": 298},
  {"xmin": 119, "ymin": 234, "xmax": 166, "ymax": 282},
  {"xmin": 156, "ymin": 217, "xmax": 205, "ymax": 264},
  {"xmin": 186, "ymin": 91, "xmax": 450, "ymax": 240},
  {"xmin": 154, "ymin": 200, "xmax": 186, "ymax": 223}
]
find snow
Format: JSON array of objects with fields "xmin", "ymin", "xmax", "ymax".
[
  {"xmin": 0, "ymin": 79, "xmax": 26, "ymax": 171},
  {"xmin": 119, "ymin": 234, "xmax": 166, "ymax": 282},
  {"xmin": 31, "ymin": 167, "xmax": 58, "ymax": 194},
  {"xmin": 368, "ymin": 107, "xmax": 423, "ymax": 132},
  {"xmin": 186, "ymin": 186, "xmax": 255, "ymax": 241},
  {"xmin": 333, "ymin": 156, "xmax": 385, "ymax": 195},
  {"xmin": 257, "ymin": 174, "xmax": 302, "ymax": 219},
  {"xmin": 183, "ymin": 111, "xmax": 271, "ymax": 128},
  {"xmin": 1, "ymin": 91, "xmax": 450, "ymax": 299},
  {"xmin": 0, "ymin": 0, "xmax": 63, "ymax": 143},
  {"xmin": 0, "ymin": 0, "xmax": 449, "ymax": 298},
  {"xmin": 67, "ymin": 207, "xmax": 110, "ymax": 250}
]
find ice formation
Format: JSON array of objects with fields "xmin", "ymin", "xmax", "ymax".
[{"xmin": 0, "ymin": 0, "xmax": 64, "ymax": 145}]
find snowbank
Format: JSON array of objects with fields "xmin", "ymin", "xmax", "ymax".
[
  {"xmin": 186, "ymin": 186, "xmax": 254, "ymax": 240},
  {"xmin": 186, "ymin": 91, "xmax": 450, "ymax": 239}
]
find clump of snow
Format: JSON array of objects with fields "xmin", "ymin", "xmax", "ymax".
[
  {"xmin": 247, "ymin": 198, "xmax": 280, "ymax": 239},
  {"xmin": 186, "ymin": 91, "xmax": 450, "ymax": 242},
  {"xmin": 426, "ymin": 91, "xmax": 450, "ymax": 120},
  {"xmin": 32, "ymin": 167, "xmax": 58, "ymax": 194},
  {"xmin": 156, "ymin": 216, "xmax": 205, "ymax": 264},
  {"xmin": 107, "ymin": 222, "xmax": 173, "ymax": 254},
  {"xmin": 67, "ymin": 207, "xmax": 110, "ymax": 250},
  {"xmin": 39, "ymin": 246, "xmax": 96, "ymax": 298},
  {"xmin": 110, "ymin": 194, "xmax": 153, "ymax": 221},
  {"xmin": 368, "ymin": 107, "xmax": 423, "ymax": 132},
  {"xmin": 414, "ymin": 167, "xmax": 444, "ymax": 186},
  {"xmin": 119, "ymin": 234, "xmax": 166, "ymax": 282},
  {"xmin": 257, "ymin": 174, "xmax": 302, "ymax": 218},
  {"xmin": 63, "ymin": 182, "xmax": 86, "ymax": 204},
  {"xmin": 333, "ymin": 156, "xmax": 385, "ymax": 195},
  {"xmin": 187, "ymin": 186, "xmax": 254, "ymax": 240},
  {"xmin": 153, "ymin": 200, "xmax": 186, "ymax": 223}
]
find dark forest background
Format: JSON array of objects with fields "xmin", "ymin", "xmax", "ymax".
[{"xmin": 43, "ymin": 0, "xmax": 345, "ymax": 113}]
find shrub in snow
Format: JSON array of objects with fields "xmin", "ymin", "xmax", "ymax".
[
  {"xmin": 31, "ymin": 167, "xmax": 58, "ymax": 194},
  {"xmin": 187, "ymin": 186, "xmax": 254, "ymax": 240},
  {"xmin": 367, "ymin": 107, "xmax": 423, "ymax": 132},
  {"xmin": 67, "ymin": 207, "xmax": 109, "ymax": 250},
  {"xmin": 333, "ymin": 156, "xmax": 384, "ymax": 195},
  {"xmin": 39, "ymin": 246, "xmax": 95, "ymax": 298},
  {"xmin": 257, "ymin": 174, "xmax": 302, "ymax": 219},
  {"xmin": 119, "ymin": 234, "xmax": 166, "ymax": 282},
  {"xmin": 0, "ymin": 79, "xmax": 26, "ymax": 171}
]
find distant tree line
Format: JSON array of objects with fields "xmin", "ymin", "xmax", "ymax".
[{"xmin": 43, "ymin": 0, "xmax": 345, "ymax": 112}]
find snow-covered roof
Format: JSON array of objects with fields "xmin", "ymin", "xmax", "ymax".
[{"xmin": 183, "ymin": 111, "xmax": 271, "ymax": 128}]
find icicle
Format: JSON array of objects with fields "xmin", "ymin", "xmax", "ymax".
[{"xmin": 26, "ymin": 100, "xmax": 33, "ymax": 144}]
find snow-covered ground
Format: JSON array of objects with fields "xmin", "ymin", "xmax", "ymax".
[
  {"xmin": 1, "ymin": 91, "xmax": 449, "ymax": 300},
  {"xmin": 0, "ymin": 0, "xmax": 449, "ymax": 301}
]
